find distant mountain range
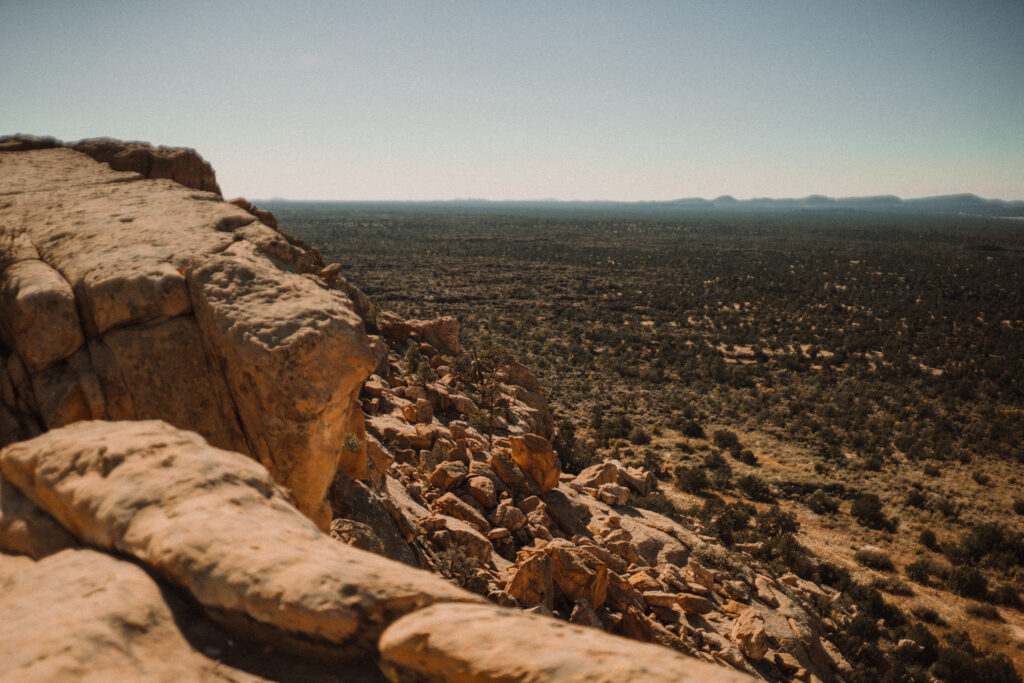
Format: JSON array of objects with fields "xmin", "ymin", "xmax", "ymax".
[
  {"xmin": 263, "ymin": 193, "xmax": 1024, "ymax": 217},
  {"xmin": 656, "ymin": 193, "xmax": 1024, "ymax": 216}
]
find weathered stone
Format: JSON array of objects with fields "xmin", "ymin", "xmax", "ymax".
[
  {"xmin": 0, "ymin": 549, "xmax": 261, "ymax": 682},
  {"xmin": 570, "ymin": 598, "xmax": 604, "ymax": 628},
  {"xmin": 429, "ymin": 460, "xmax": 468, "ymax": 491},
  {"xmin": 598, "ymin": 482, "xmax": 630, "ymax": 506},
  {"xmin": 432, "ymin": 492, "xmax": 489, "ymax": 533},
  {"xmin": 188, "ymin": 241, "xmax": 376, "ymax": 528},
  {"xmin": 509, "ymin": 433, "xmax": 560, "ymax": 492},
  {"xmin": 0, "ymin": 420, "xmax": 480, "ymax": 657},
  {"xmin": 73, "ymin": 137, "xmax": 222, "ymax": 194},
  {"xmin": 329, "ymin": 518, "xmax": 386, "ymax": 555},
  {"xmin": 364, "ymin": 434, "xmax": 394, "ymax": 489},
  {"xmin": 540, "ymin": 486, "xmax": 591, "ymax": 537},
  {"xmin": 27, "ymin": 349, "xmax": 103, "ymax": 430},
  {"xmin": 573, "ymin": 461, "xmax": 620, "ymax": 489},
  {"xmin": 489, "ymin": 449, "xmax": 539, "ymax": 496},
  {"xmin": 730, "ymin": 608, "xmax": 768, "ymax": 661},
  {"xmin": 687, "ymin": 560, "xmax": 716, "ymax": 592},
  {"xmin": 629, "ymin": 570, "xmax": 664, "ymax": 593},
  {"xmin": 425, "ymin": 514, "xmax": 493, "ymax": 564},
  {"xmin": 0, "ymin": 473, "xmax": 78, "ymax": 559},
  {"xmin": 379, "ymin": 603, "xmax": 752, "ymax": 683},
  {"xmin": 466, "ymin": 475, "xmax": 498, "ymax": 509},
  {"xmin": 89, "ymin": 315, "xmax": 249, "ymax": 454},
  {"xmin": 402, "ymin": 398, "xmax": 433, "ymax": 424},
  {"xmin": 677, "ymin": 593, "xmax": 716, "ymax": 615},
  {"xmin": 547, "ymin": 540, "xmax": 609, "ymax": 608},
  {"xmin": 643, "ymin": 591, "xmax": 681, "ymax": 608},
  {"xmin": 491, "ymin": 500, "xmax": 527, "ymax": 531},
  {"xmin": 0, "ymin": 259, "xmax": 84, "ymax": 372},
  {"xmin": 505, "ymin": 549, "xmax": 555, "ymax": 610}
]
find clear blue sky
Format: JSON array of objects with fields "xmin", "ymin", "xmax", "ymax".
[{"xmin": 2, "ymin": 1, "xmax": 1022, "ymax": 201}]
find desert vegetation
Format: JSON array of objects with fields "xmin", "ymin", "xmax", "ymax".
[{"xmin": 278, "ymin": 202, "xmax": 1024, "ymax": 679}]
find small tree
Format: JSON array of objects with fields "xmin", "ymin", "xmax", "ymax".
[{"xmin": 454, "ymin": 333, "xmax": 512, "ymax": 449}]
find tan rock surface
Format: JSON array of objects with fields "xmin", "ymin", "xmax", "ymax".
[
  {"xmin": 73, "ymin": 137, "xmax": 222, "ymax": 194},
  {"xmin": 509, "ymin": 433, "xmax": 560, "ymax": 492},
  {"xmin": 90, "ymin": 315, "xmax": 249, "ymax": 453},
  {"xmin": 0, "ymin": 473, "xmax": 77, "ymax": 559},
  {"xmin": 188, "ymin": 241, "xmax": 376, "ymax": 526},
  {"xmin": 379, "ymin": 602, "xmax": 753, "ymax": 682},
  {"xmin": 0, "ymin": 548, "xmax": 258, "ymax": 682},
  {"xmin": 0, "ymin": 420, "xmax": 480, "ymax": 657},
  {"xmin": 0, "ymin": 259, "xmax": 84, "ymax": 372},
  {"xmin": 729, "ymin": 609, "xmax": 769, "ymax": 662}
]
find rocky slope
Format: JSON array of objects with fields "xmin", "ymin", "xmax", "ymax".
[{"xmin": 1, "ymin": 136, "xmax": 851, "ymax": 681}]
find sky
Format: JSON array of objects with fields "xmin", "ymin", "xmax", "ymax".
[{"xmin": 2, "ymin": 1, "xmax": 1022, "ymax": 201}]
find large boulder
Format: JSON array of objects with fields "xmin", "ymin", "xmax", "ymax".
[
  {"xmin": 188, "ymin": 241, "xmax": 377, "ymax": 527},
  {"xmin": 0, "ymin": 420, "xmax": 480, "ymax": 658},
  {"xmin": 730, "ymin": 608, "xmax": 769, "ymax": 662},
  {"xmin": 509, "ymin": 433, "xmax": 560, "ymax": 492},
  {"xmin": 379, "ymin": 603, "xmax": 753, "ymax": 683}
]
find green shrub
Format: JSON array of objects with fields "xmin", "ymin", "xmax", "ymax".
[
  {"xmin": 738, "ymin": 473, "xmax": 774, "ymax": 502},
  {"xmin": 755, "ymin": 505, "xmax": 799, "ymax": 537},
  {"xmin": 712, "ymin": 428, "xmax": 740, "ymax": 450},
  {"xmin": 674, "ymin": 465, "xmax": 708, "ymax": 493},
  {"xmin": 871, "ymin": 576, "xmax": 913, "ymax": 595},
  {"xmin": 919, "ymin": 529, "xmax": 937, "ymax": 549},
  {"xmin": 679, "ymin": 420, "xmax": 705, "ymax": 439},
  {"xmin": 948, "ymin": 566, "xmax": 988, "ymax": 600},
  {"xmin": 851, "ymin": 493, "xmax": 891, "ymax": 530},
  {"xmin": 434, "ymin": 547, "xmax": 489, "ymax": 595},
  {"xmin": 965, "ymin": 603, "xmax": 1002, "ymax": 621},
  {"xmin": 906, "ymin": 558, "xmax": 932, "ymax": 584},
  {"xmin": 806, "ymin": 488, "xmax": 840, "ymax": 514},
  {"xmin": 629, "ymin": 425, "xmax": 651, "ymax": 445},
  {"xmin": 631, "ymin": 491, "xmax": 686, "ymax": 525},
  {"xmin": 855, "ymin": 547, "xmax": 895, "ymax": 572},
  {"xmin": 906, "ymin": 488, "xmax": 927, "ymax": 508},
  {"xmin": 1013, "ymin": 499, "xmax": 1024, "ymax": 516},
  {"xmin": 992, "ymin": 583, "xmax": 1022, "ymax": 608},
  {"xmin": 911, "ymin": 604, "xmax": 943, "ymax": 624}
]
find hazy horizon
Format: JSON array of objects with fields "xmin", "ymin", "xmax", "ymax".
[{"xmin": 3, "ymin": 1, "xmax": 1022, "ymax": 202}]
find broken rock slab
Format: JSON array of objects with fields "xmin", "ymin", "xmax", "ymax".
[
  {"xmin": 0, "ymin": 420, "xmax": 481, "ymax": 659},
  {"xmin": 0, "ymin": 548, "xmax": 258, "ymax": 682},
  {"xmin": 379, "ymin": 602, "xmax": 754, "ymax": 682}
]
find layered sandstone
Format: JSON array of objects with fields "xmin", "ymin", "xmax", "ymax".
[{"xmin": 0, "ymin": 142, "xmax": 374, "ymax": 527}]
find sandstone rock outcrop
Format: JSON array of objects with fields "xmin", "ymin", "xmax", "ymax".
[
  {"xmin": 0, "ymin": 143, "xmax": 374, "ymax": 528},
  {"xmin": 378, "ymin": 603, "xmax": 753, "ymax": 683},
  {"xmin": 0, "ymin": 420, "xmax": 479, "ymax": 657},
  {"xmin": 0, "ymin": 548, "xmax": 259, "ymax": 682},
  {"xmin": 73, "ymin": 137, "xmax": 223, "ymax": 195}
]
